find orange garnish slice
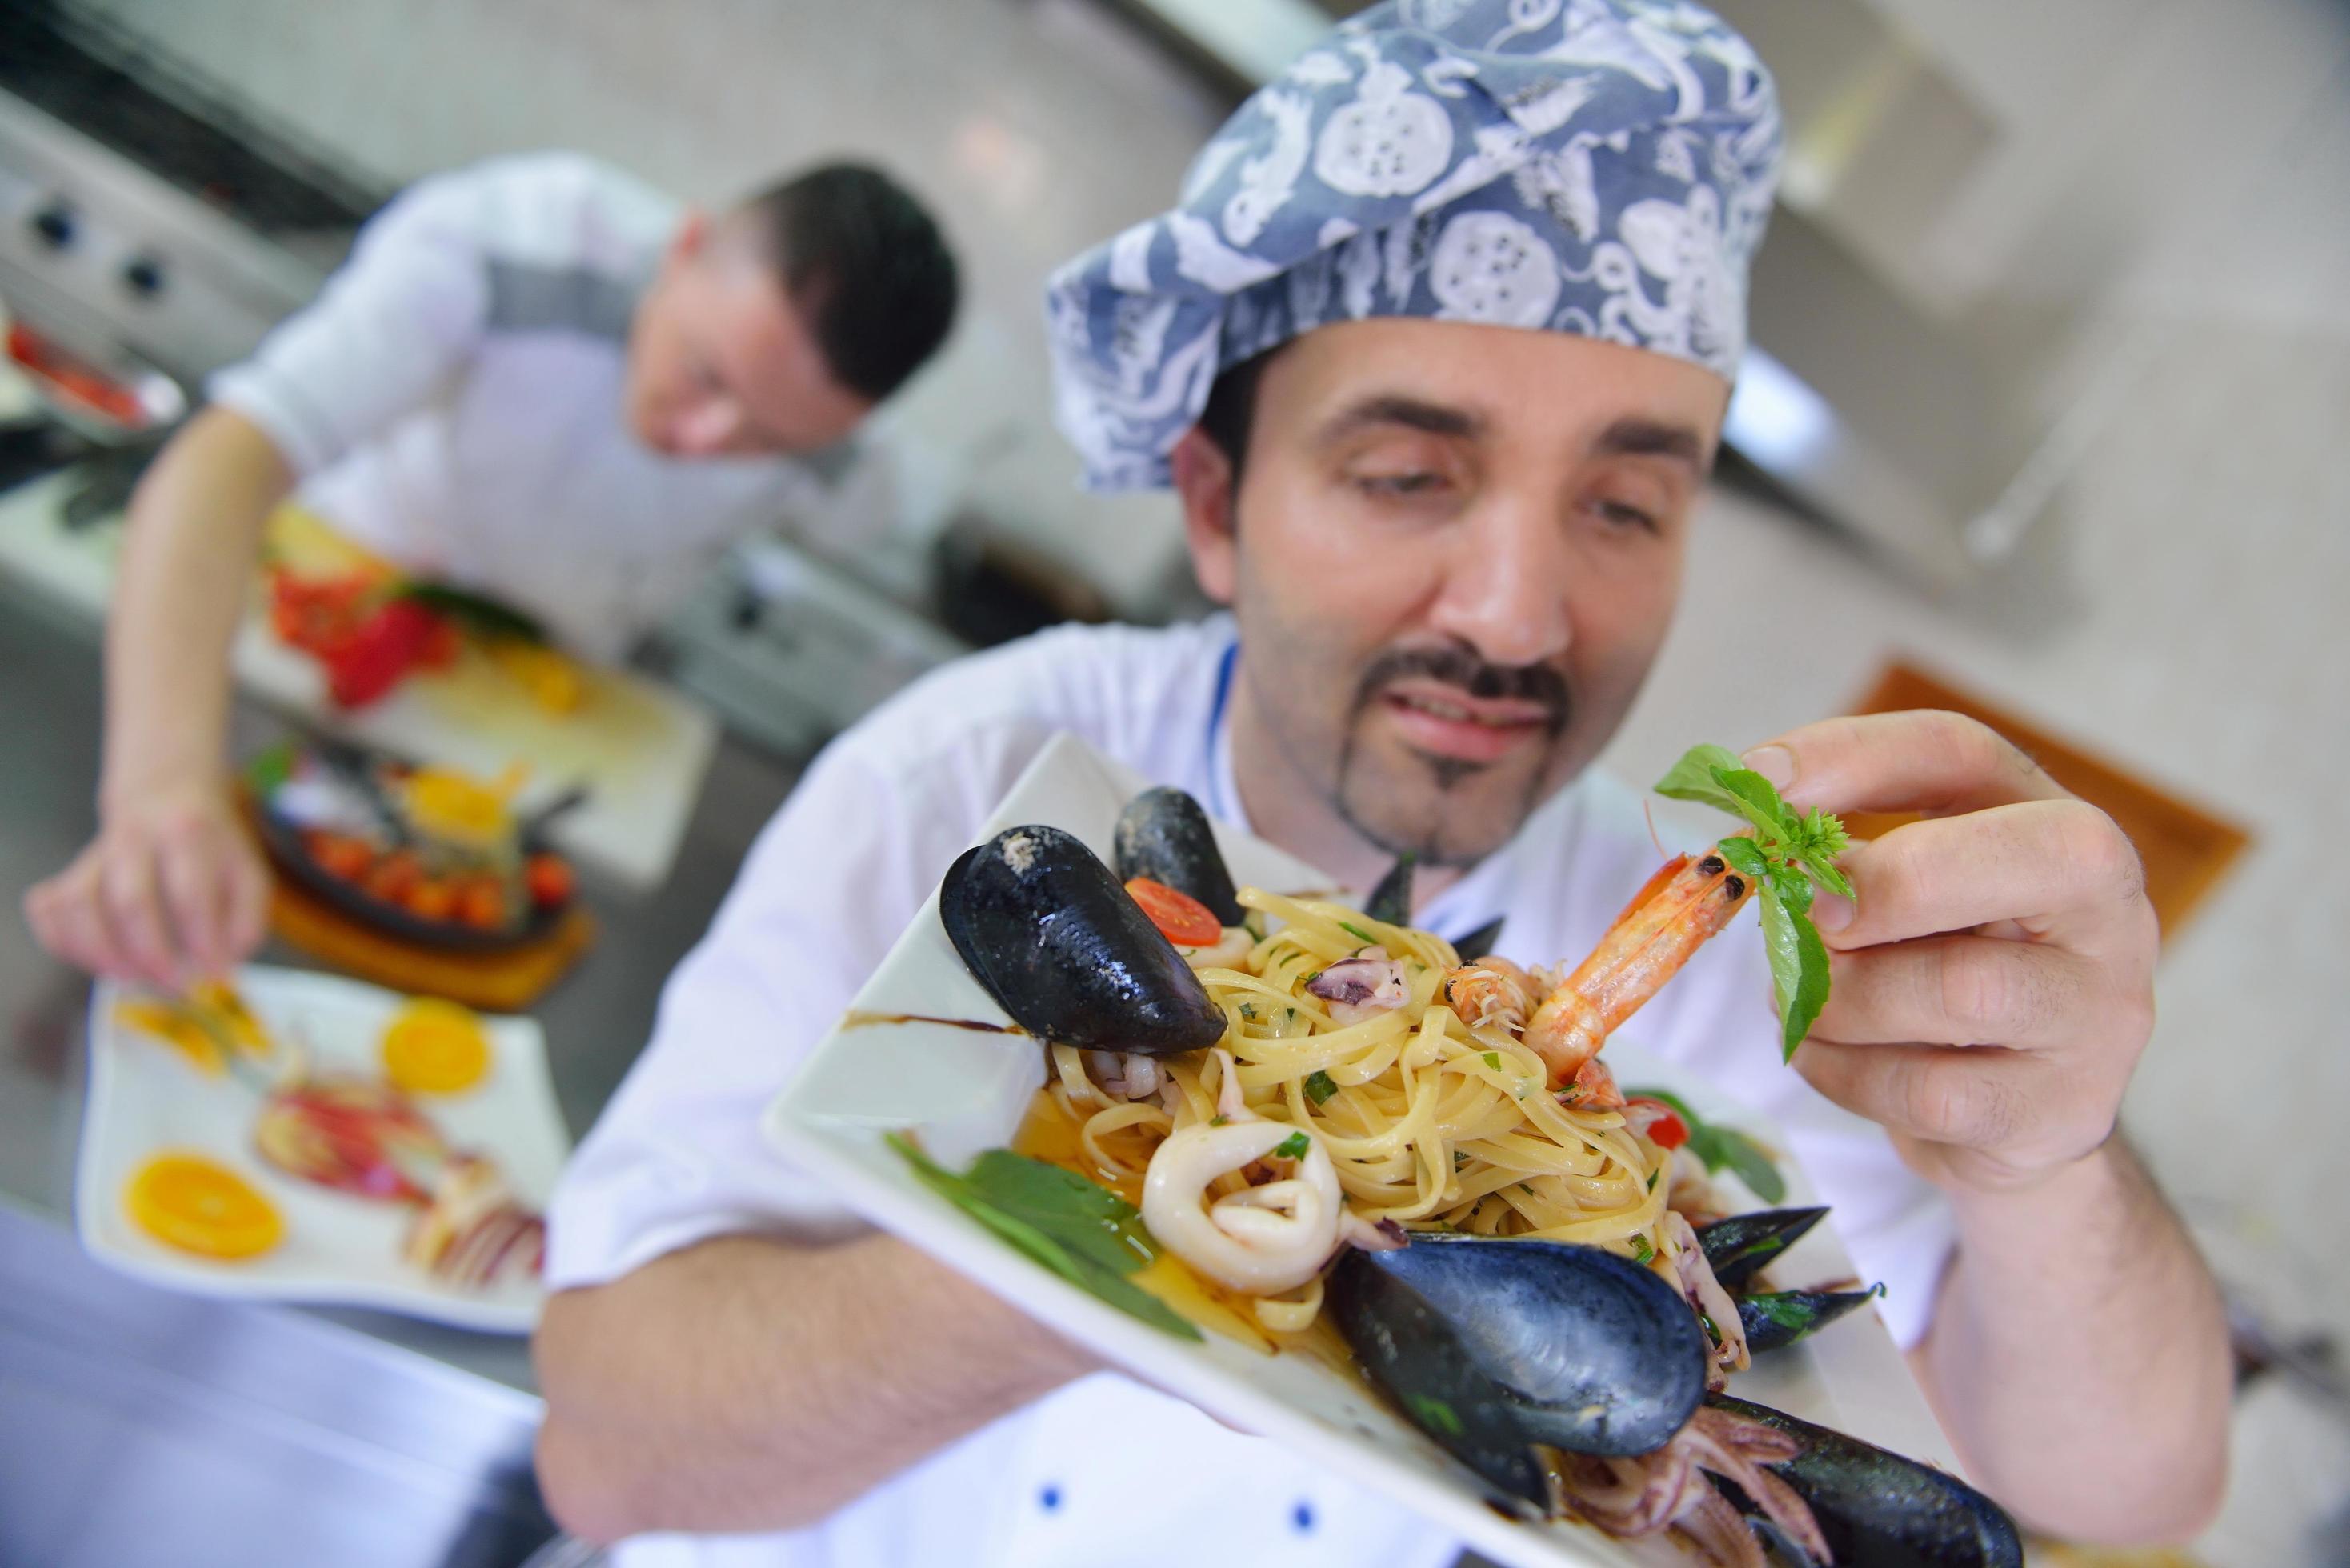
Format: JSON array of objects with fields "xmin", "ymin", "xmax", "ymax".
[
  {"xmin": 126, "ymin": 1153, "xmax": 284, "ymax": 1260},
  {"xmin": 381, "ymin": 998, "xmax": 492, "ymax": 1094}
]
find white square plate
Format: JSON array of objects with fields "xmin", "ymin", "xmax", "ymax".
[
  {"xmin": 764, "ymin": 733, "xmax": 1955, "ymax": 1566},
  {"xmin": 78, "ymin": 965, "xmax": 571, "ymax": 1333}
]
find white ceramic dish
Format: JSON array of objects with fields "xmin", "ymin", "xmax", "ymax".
[
  {"xmin": 764, "ymin": 733, "xmax": 1958, "ymax": 1566},
  {"xmin": 78, "ymin": 965, "xmax": 570, "ymax": 1333}
]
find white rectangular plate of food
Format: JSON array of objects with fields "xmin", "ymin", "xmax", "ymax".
[
  {"xmin": 78, "ymin": 965, "xmax": 570, "ymax": 1333},
  {"xmin": 764, "ymin": 732, "xmax": 1990, "ymax": 1567}
]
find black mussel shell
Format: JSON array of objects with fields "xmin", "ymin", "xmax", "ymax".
[
  {"xmin": 1364, "ymin": 852, "xmax": 1415, "ymax": 926},
  {"xmin": 1738, "ymin": 1288, "xmax": 1879, "ymax": 1354},
  {"xmin": 1450, "ymin": 915, "xmax": 1506, "ymax": 964},
  {"xmin": 940, "ymin": 826, "xmax": 1227, "ymax": 1054},
  {"xmin": 1696, "ymin": 1206, "xmax": 1830, "ymax": 1293},
  {"xmin": 1330, "ymin": 1235, "xmax": 1710, "ymax": 1510},
  {"xmin": 1705, "ymin": 1394, "xmax": 2024, "ymax": 1568},
  {"xmin": 1112, "ymin": 786, "xmax": 1244, "ymax": 927}
]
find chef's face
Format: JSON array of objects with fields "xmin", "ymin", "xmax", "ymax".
[
  {"xmin": 1174, "ymin": 318, "xmax": 1727, "ymax": 866},
  {"xmin": 625, "ymin": 212, "xmax": 872, "ymax": 459}
]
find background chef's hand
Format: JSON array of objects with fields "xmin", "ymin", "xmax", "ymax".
[
  {"xmin": 1741, "ymin": 710, "xmax": 2160, "ymax": 1195},
  {"xmin": 24, "ymin": 778, "xmax": 271, "ymax": 989}
]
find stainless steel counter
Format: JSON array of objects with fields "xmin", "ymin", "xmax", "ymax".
[{"xmin": 0, "ymin": 564, "xmax": 804, "ymax": 1562}]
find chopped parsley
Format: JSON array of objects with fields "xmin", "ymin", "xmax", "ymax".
[
  {"xmin": 1209, "ymin": 1114, "xmax": 1229, "ymax": 1127},
  {"xmin": 1274, "ymin": 1131, "xmax": 1311, "ymax": 1160},
  {"xmin": 1631, "ymin": 1235, "xmax": 1655, "ymax": 1265},
  {"xmin": 1238, "ymin": 1002, "xmax": 1257, "ymax": 1022},
  {"xmin": 1303, "ymin": 1070, "xmax": 1338, "ymax": 1105},
  {"xmin": 1481, "ymin": 1051, "xmax": 1502, "ymax": 1070},
  {"xmin": 1337, "ymin": 921, "xmax": 1376, "ymax": 946}
]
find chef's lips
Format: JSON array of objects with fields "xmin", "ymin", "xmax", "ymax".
[{"xmin": 1351, "ymin": 644, "xmax": 1571, "ymax": 774}]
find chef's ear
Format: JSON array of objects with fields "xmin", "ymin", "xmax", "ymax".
[{"xmin": 1171, "ymin": 425, "xmax": 1239, "ymax": 605}]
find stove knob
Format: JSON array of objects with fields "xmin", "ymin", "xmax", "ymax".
[
  {"xmin": 29, "ymin": 200, "xmax": 77, "ymax": 250},
  {"xmin": 122, "ymin": 255, "xmax": 166, "ymax": 299}
]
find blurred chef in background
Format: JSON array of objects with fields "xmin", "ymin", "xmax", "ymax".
[{"xmin": 24, "ymin": 151, "xmax": 958, "ymax": 989}]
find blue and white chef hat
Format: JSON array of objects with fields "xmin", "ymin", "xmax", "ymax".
[{"xmin": 1046, "ymin": 0, "xmax": 1781, "ymax": 490}]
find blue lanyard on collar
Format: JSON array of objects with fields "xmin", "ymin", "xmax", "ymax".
[{"xmin": 1208, "ymin": 639, "xmax": 1239, "ymax": 753}]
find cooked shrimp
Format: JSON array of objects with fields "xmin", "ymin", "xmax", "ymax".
[
  {"xmin": 1440, "ymin": 955, "xmax": 1533, "ymax": 1034},
  {"xmin": 1523, "ymin": 852, "xmax": 1755, "ymax": 1086}
]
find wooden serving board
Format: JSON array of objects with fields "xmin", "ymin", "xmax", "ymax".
[{"xmin": 263, "ymin": 868, "xmax": 595, "ymax": 1013}]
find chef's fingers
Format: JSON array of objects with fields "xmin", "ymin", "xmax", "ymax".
[
  {"xmin": 218, "ymin": 836, "xmax": 273, "ymax": 974},
  {"xmin": 156, "ymin": 827, "xmax": 236, "ymax": 980},
  {"xmin": 100, "ymin": 838, "xmax": 187, "ymax": 990},
  {"xmin": 1811, "ymin": 936, "xmax": 2112, "ymax": 1053},
  {"xmin": 1808, "ymin": 800, "xmax": 2152, "ymax": 964},
  {"xmin": 26, "ymin": 856, "xmax": 134, "ymax": 982},
  {"xmin": 1793, "ymin": 1037, "xmax": 2047, "ymax": 1151},
  {"xmin": 1743, "ymin": 710, "xmax": 2071, "ymax": 818}
]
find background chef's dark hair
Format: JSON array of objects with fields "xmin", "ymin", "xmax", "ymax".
[
  {"xmin": 1197, "ymin": 344, "xmax": 1281, "ymax": 481},
  {"xmin": 737, "ymin": 162, "xmax": 958, "ymax": 403}
]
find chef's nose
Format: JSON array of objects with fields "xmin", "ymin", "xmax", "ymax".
[
  {"xmin": 1424, "ymin": 490, "xmax": 1572, "ymax": 670},
  {"xmin": 671, "ymin": 395, "xmax": 746, "ymax": 456}
]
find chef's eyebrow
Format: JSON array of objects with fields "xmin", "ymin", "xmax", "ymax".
[
  {"xmin": 1594, "ymin": 417, "xmax": 1709, "ymax": 471},
  {"xmin": 1316, "ymin": 394, "xmax": 1485, "ymax": 447}
]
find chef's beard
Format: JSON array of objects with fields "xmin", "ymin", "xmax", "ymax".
[{"xmin": 1331, "ymin": 644, "xmax": 1575, "ymax": 868}]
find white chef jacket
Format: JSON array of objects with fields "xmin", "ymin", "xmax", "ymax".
[
  {"xmin": 548, "ymin": 615, "xmax": 1959, "ymax": 1568},
  {"xmin": 210, "ymin": 152, "xmax": 833, "ymax": 662}
]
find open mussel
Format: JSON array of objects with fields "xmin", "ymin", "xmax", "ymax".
[
  {"xmin": 1328, "ymin": 1234, "xmax": 1709, "ymax": 1512},
  {"xmin": 1738, "ymin": 1287, "xmax": 1882, "ymax": 1354},
  {"xmin": 1705, "ymin": 1394, "xmax": 2023, "ymax": 1567},
  {"xmin": 940, "ymin": 825, "xmax": 1227, "ymax": 1054},
  {"xmin": 1696, "ymin": 1206, "xmax": 1829, "ymax": 1293},
  {"xmin": 1112, "ymin": 786, "xmax": 1244, "ymax": 927}
]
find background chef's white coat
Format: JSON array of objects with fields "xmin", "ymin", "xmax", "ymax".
[
  {"xmin": 548, "ymin": 616, "xmax": 1960, "ymax": 1568},
  {"xmin": 210, "ymin": 152, "xmax": 834, "ymax": 662}
]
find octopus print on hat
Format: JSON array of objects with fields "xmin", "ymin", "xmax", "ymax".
[{"xmin": 1046, "ymin": 0, "xmax": 1782, "ymax": 490}]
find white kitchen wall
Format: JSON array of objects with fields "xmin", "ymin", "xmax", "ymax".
[{"xmin": 58, "ymin": 0, "xmax": 2350, "ymax": 1554}]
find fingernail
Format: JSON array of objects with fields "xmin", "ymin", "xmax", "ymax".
[
  {"xmin": 1740, "ymin": 744, "xmax": 1796, "ymax": 791},
  {"xmin": 1811, "ymin": 890, "xmax": 1854, "ymax": 933}
]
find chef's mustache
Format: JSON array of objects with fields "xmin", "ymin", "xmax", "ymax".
[{"xmin": 1354, "ymin": 645, "xmax": 1571, "ymax": 731}]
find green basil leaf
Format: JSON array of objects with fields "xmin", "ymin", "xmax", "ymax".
[
  {"xmin": 1757, "ymin": 886, "xmax": 1830, "ymax": 1062},
  {"xmin": 1304, "ymin": 1070, "xmax": 1338, "ymax": 1105},
  {"xmin": 1708, "ymin": 765, "xmax": 1794, "ymax": 842},
  {"xmin": 1707, "ymin": 1126, "xmax": 1787, "ymax": 1204},
  {"xmin": 887, "ymin": 1136, "xmax": 1201, "ymax": 1341},
  {"xmin": 1715, "ymin": 835, "xmax": 1769, "ymax": 880},
  {"xmin": 1653, "ymin": 744, "xmax": 1749, "ymax": 814},
  {"xmin": 1768, "ymin": 863, "xmax": 1814, "ymax": 914}
]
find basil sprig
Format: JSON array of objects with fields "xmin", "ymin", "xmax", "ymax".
[
  {"xmin": 887, "ymin": 1134, "xmax": 1201, "ymax": 1341},
  {"xmin": 1623, "ymin": 1086, "xmax": 1787, "ymax": 1204},
  {"xmin": 1655, "ymin": 744, "xmax": 1852, "ymax": 1062}
]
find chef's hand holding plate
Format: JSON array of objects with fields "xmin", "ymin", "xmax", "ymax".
[
  {"xmin": 1740, "ymin": 711, "xmax": 2160, "ymax": 1195},
  {"xmin": 26, "ymin": 778, "xmax": 271, "ymax": 990}
]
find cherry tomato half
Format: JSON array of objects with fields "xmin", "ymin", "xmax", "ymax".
[
  {"xmin": 1623, "ymin": 1095, "xmax": 1690, "ymax": 1150},
  {"xmin": 1123, "ymin": 877, "xmax": 1223, "ymax": 947}
]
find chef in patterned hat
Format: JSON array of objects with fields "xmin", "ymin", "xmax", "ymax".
[{"xmin": 534, "ymin": 4, "xmax": 2228, "ymax": 1564}]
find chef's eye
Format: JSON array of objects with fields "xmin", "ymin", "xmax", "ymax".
[
  {"xmin": 1592, "ymin": 498, "xmax": 1658, "ymax": 534},
  {"xmin": 1357, "ymin": 471, "xmax": 1447, "ymax": 498}
]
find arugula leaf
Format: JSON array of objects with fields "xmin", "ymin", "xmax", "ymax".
[
  {"xmin": 1620, "ymin": 1085, "xmax": 1787, "ymax": 1204},
  {"xmin": 1303, "ymin": 1070, "xmax": 1338, "ymax": 1104},
  {"xmin": 887, "ymin": 1135, "xmax": 1201, "ymax": 1341},
  {"xmin": 1757, "ymin": 890, "xmax": 1830, "ymax": 1063},
  {"xmin": 1652, "ymin": 743, "xmax": 1749, "ymax": 816}
]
